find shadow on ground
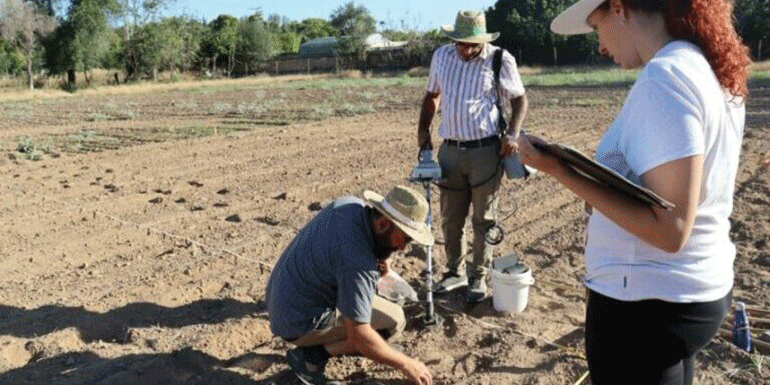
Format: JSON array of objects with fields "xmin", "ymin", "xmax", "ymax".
[
  {"xmin": 0, "ymin": 347, "xmax": 267, "ymax": 385},
  {"xmin": 0, "ymin": 298, "xmax": 264, "ymax": 343}
]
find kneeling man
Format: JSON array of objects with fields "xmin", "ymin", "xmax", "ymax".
[{"xmin": 266, "ymin": 185, "xmax": 433, "ymax": 385}]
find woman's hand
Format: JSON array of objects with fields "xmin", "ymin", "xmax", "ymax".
[{"xmin": 516, "ymin": 134, "xmax": 564, "ymax": 175}]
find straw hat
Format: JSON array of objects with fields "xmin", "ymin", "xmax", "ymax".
[
  {"xmin": 441, "ymin": 10, "xmax": 499, "ymax": 44},
  {"xmin": 363, "ymin": 185, "xmax": 434, "ymax": 246},
  {"xmin": 551, "ymin": 0, "xmax": 606, "ymax": 35}
]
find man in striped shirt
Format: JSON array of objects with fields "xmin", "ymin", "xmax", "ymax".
[{"xmin": 417, "ymin": 9, "xmax": 528, "ymax": 303}]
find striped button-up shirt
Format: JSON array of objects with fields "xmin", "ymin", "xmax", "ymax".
[{"xmin": 426, "ymin": 43, "xmax": 525, "ymax": 141}]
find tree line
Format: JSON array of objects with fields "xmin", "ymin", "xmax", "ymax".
[
  {"xmin": 486, "ymin": 0, "xmax": 770, "ymax": 66},
  {"xmin": 0, "ymin": 0, "xmax": 767, "ymax": 90}
]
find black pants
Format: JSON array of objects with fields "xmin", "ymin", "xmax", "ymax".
[{"xmin": 585, "ymin": 289, "xmax": 730, "ymax": 385}]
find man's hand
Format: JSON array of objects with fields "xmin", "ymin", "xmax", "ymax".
[
  {"xmin": 342, "ymin": 318, "xmax": 432, "ymax": 385},
  {"xmin": 499, "ymin": 134, "xmax": 519, "ymax": 157},
  {"xmin": 418, "ymin": 92, "xmax": 440, "ymax": 152},
  {"xmin": 418, "ymin": 135, "xmax": 433, "ymax": 152},
  {"xmin": 400, "ymin": 358, "xmax": 433, "ymax": 385}
]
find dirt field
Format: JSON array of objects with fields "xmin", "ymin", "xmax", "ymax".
[{"xmin": 0, "ymin": 75, "xmax": 768, "ymax": 385}]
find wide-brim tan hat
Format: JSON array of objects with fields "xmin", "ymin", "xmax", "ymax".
[
  {"xmin": 363, "ymin": 185, "xmax": 434, "ymax": 246},
  {"xmin": 441, "ymin": 9, "xmax": 499, "ymax": 44},
  {"xmin": 551, "ymin": 0, "xmax": 606, "ymax": 35}
]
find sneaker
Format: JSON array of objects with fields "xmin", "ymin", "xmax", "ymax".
[
  {"xmin": 286, "ymin": 348, "xmax": 340, "ymax": 385},
  {"xmin": 465, "ymin": 276, "xmax": 487, "ymax": 303},
  {"xmin": 433, "ymin": 273, "xmax": 468, "ymax": 294}
]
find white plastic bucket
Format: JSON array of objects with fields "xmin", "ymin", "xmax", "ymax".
[{"xmin": 491, "ymin": 264, "xmax": 535, "ymax": 313}]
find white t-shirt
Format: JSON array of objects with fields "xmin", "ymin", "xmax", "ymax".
[
  {"xmin": 426, "ymin": 43, "xmax": 526, "ymax": 141},
  {"xmin": 585, "ymin": 41, "xmax": 744, "ymax": 303}
]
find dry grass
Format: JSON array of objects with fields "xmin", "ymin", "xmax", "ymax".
[
  {"xmin": 0, "ymin": 76, "xmax": 19, "ymax": 89},
  {"xmin": 335, "ymin": 70, "xmax": 365, "ymax": 79},
  {"xmin": 0, "ymin": 60, "xmax": 766, "ymax": 104},
  {"xmin": 0, "ymin": 73, "xmax": 333, "ymax": 103},
  {"xmin": 752, "ymin": 60, "xmax": 770, "ymax": 72}
]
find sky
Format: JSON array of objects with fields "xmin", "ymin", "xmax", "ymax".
[{"xmin": 162, "ymin": 0, "xmax": 498, "ymax": 32}]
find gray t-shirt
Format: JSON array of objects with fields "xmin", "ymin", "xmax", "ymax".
[{"xmin": 266, "ymin": 197, "xmax": 379, "ymax": 340}]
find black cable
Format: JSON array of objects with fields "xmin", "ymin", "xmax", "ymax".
[
  {"xmin": 424, "ymin": 178, "xmax": 519, "ymax": 246},
  {"xmin": 413, "ymin": 147, "xmax": 519, "ymax": 246},
  {"xmin": 433, "ymin": 158, "xmax": 504, "ymax": 192}
]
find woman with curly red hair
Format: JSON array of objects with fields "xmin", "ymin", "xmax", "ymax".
[{"xmin": 517, "ymin": 0, "xmax": 751, "ymax": 384}]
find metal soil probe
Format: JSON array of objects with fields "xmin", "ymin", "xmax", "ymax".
[{"xmin": 409, "ymin": 149, "xmax": 444, "ymax": 328}]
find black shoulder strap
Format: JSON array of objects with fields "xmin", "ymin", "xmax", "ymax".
[
  {"xmin": 493, "ymin": 48, "xmax": 503, "ymax": 86},
  {"xmin": 493, "ymin": 48, "xmax": 507, "ymax": 135}
]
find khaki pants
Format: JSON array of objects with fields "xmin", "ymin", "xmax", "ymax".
[
  {"xmin": 438, "ymin": 140, "xmax": 502, "ymax": 279},
  {"xmin": 289, "ymin": 296, "xmax": 406, "ymax": 347}
]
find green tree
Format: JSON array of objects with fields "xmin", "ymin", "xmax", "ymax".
[
  {"xmin": 0, "ymin": 0, "xmax": 55, "ymax": 89},
  {"xmin": 330, "ymin": 1, "xmax": 375, "ymax": 60},
  {"xmin": 487, "ymin": 0, "xmax": 554, "ymax": 64},
  {"xmin": 100, "ymin": 27, "xmax": 124, "ymax": 70},
  {"xmin": 28, "ymin": 0, "xmax": 55, "ymax": 16},
  {"xmin": 134, "ymin": 21, "xmax": 164, "ymax": 80},
  {"xmin": 172, "ymin": 17, "xmax": 206, "ymax": 73},
  {"xmin": 118, "ymin": 16, "xmax": 203, "ymax": 81},
  {"xmin": 0, "ymin": 38, "xmax": 24, "ymax": 76},
  {"xmin": 205, "ymin": 14, "xmax": 238, "ymax": 76},
  {"xmin": 380, "ymin": 29, "xmax": 420, "ymax": 42},
  {"xmin": 265, "ymin": 13, "xmax": 301, "ymax": 54},
  {"xmin": 236, "ymin": 16, "xmax": 273, "ymax": 74},
  {"xmin": 116, "ymin": 0, "xmax": 169, "ymax": 79},
  {"xmin": 298, "ymin": 17, "xmax": 335, "ymax": 43},
  {"xmin": 422, "ymin": 29, "xmax": 449, "ymax": 44},
  {"xmin": 329, "ymin": 1, "xmax": 375, "ymax": 36},
  {"xmin": 734, "ymin": 0, "xmax": 770, "ymax": 60},
  {"xmin": 486, "ymin": 0, "xmax": 598, "ymax": 65},
  {"xmin": 273, "ymin": 30, "xmax": 301, "ymax": 54},
  {"xmin": 44, "ymin": 0, "xmax": 120, "ymax": 84}
]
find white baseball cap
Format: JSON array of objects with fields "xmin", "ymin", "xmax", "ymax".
[{"xmin": 551, "ymin": 0, "xmax": 607, "ymax": 35}]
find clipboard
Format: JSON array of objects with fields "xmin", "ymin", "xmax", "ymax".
[{"xmin": 531, "ymin": 141, "xmax": 675, "ymax": 210}]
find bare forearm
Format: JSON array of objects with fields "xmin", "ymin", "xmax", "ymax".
[
  {"xmin": 508, "ymin": 94, "xmax": 528, "ymax": 136},
  {"xmin": 518, "ymin": 135, "xmax": 697, "ymax": 253},
  {"xmin": 352, "ymin": 326, "xmax": 410, "ymax": 369},
  {"xmin": 552, "ymin": 163, "xmax": 668, "ymax": 249},
  {"xmin": 418, "ymin": 93, "xmax": 439, "ymax": 148}
]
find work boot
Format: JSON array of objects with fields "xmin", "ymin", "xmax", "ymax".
[
  {"xmin": 286, "ymin": 348, "xmax": 341, "ymax": 385},
  {"xmin": 465, "ymin": 276, "xmax": 487, "ymax": 303},
  {"xmin": 433, "ymin": 272, "xmax": 468, "ymax": 294}
]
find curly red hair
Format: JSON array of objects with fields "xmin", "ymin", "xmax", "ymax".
[
  {"xmin": 624, "ymin": 0, "xmax": 751, "ymax": 100},
  {"xmin": 665, "ymin": 0, "xmax": 751, "ymax": 100}
]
